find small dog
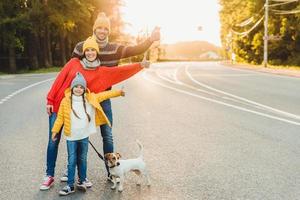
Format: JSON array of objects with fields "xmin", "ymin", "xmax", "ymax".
[{"xmin": 104, "ymin": 140, "xmax": 151, "ymax": 192}]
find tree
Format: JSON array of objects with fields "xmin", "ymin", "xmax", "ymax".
[
  {"xmin": 0, "ymin": 0, "xmax": 28, "ymax": 73},
  {"xmin": 0, "ymin": 0, "xmax": 125, "ymax": 73},
  {"xmin": 219, "ymin": 0, "xmax": 300, "ymax": 66}
]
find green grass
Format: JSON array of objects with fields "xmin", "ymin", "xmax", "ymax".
[
  {"xmin": 0, "ymin": 66, "xmax": 62, "ymax": 75},
  {"xmin": 18, "ymin": 66, "xmax": 62, "ymax": 74}
]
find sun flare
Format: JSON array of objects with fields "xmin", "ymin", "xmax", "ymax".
[{"xmin": 121, "ymin": 0, "xmax": 221, "ymax": 46}]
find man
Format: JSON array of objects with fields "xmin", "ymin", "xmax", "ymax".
[{"xmin": 67, "ymin": 12, "xmax": 160, "ymax": 184}]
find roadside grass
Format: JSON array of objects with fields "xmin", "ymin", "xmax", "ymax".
[
  {"xmin": 0, "ymin": 66, "xmax": 62, "ymax": 75},
  {"xmin": 226, "ymin": 61, "xmax": 300, "ymax": 71},
  {"xmin": 266, "ymin": 64, "xmax": 300, "ymax": 71},
  {"xmin": 18, "ymin": 66, "xmax": 62, "ymax": 74}
]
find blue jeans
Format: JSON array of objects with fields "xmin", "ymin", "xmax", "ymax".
[
  {"xmin": 46, "ymin": 113, "xmax": 62, "ymax": 177},
  {"xmin": 100, "ymin": 99, "xmax": 114, "ymax": 175},
  {"xmin": 67, "ymin": 137, "xmax": 89, "ymax": 186}
]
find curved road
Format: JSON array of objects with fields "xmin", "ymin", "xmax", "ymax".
[{"xmin": 0, "ymin": 62, "xmax": 299, "ymax": 200}]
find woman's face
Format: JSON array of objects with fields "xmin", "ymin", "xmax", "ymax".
[
  {"xmin": 84, "ymin": 48, "xmax": 97, "ymax": 62},
  {"xmin": 72, "ymin": 85, "xmax": 85, "ymax": 96}
]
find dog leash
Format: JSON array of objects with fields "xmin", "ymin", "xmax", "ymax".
[
  {"xmin": 89, "ymin": 55, "xmax": 149, "ymax": 162},
  {"xmin": 88, "ymin": 140, "xmax": 104, "ymax": 161}
]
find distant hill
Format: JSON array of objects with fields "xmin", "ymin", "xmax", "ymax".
[{"xmin": 161, "ymin": 41, "xmax": 222, "ymax": 60}]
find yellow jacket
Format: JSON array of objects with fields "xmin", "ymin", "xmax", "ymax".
[{"xmin": 52, "ymin": 88, "xmax": 122, "ymax": 137}]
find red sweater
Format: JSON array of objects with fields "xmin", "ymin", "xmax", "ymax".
[{"xmin": 47, "ymin": 58, "xmax": 142, "ymax": 112}]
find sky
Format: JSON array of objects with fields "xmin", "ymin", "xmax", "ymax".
[{"xmin": 121, "ymin": 0, "xmax": 221, "ymax": 46}]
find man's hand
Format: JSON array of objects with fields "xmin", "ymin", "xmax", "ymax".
[
  {"xmin": 47, "ymin": 105, "xmax": 53, "ymax": 115},
  {"xmin": 52, "ymin": 133, "xmax": 57, "ymax": 141},
  {"xmin": 150, "ymin": 26, "xmax": 160, "ymax": 42}
]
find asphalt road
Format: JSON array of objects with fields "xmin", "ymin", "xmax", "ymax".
[{"xmin": 0, "ymin": 62, "xmax": 299, "ymax": 200}]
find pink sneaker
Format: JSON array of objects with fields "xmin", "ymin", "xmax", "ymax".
[{"xmin": 40, "ymin": 176, "xmax": 54, "ymax": 190}]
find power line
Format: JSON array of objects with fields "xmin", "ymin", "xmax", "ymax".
[
  {"xmin": 231, "ymin": 16, "xmax": 264, "ymax": 38},
  {"xmin": 271, "ymin": 9, "xmax": 300, "ymax": 14},
  {"xmin": 269, "ymin": 0, "xmax": 298, "ymax": 2},
  {"xmin": 227, "ymin": 0, "xmax": 299, "ymax": 67},
  {"xmin": 269, "ymin": 0, "xmax": 298, "ymax": 7}
]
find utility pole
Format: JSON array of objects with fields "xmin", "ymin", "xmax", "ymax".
[{"xmin": 263, "ymin": 0, "xmax": 269, "ymax": 67}]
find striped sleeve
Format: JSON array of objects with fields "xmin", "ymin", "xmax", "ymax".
[{"xmin": 71, "ymin": 41, "xmax": 84, "ymax": 58}]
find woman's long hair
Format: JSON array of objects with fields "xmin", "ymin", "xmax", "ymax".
[{"xmin": 70, "ymin": 90, "xmax": 91, "ymax": 122}]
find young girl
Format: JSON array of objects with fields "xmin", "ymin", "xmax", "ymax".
[{"xmin": 51, "ymin": 72, "xmax": 124, "ymax": 196}]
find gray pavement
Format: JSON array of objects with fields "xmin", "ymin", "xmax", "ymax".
[{"xmin": 0, "ymin": 62, "xmax": 299, "ymax": 200}]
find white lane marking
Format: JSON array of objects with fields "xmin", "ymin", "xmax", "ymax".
[
  {"xmin": 157, "ymin": 65, "xmax": 291, "ymax": 109},
  {"xmin": 142, "ymin": 71, "xmax": 300, "ymax": 126},
  {"xmin": 173, "ymin": 67, "xmax": 182, "ymax": 84},
  {"xmin": 156, "ymin": 69, "xmax": 178, "ymax": 84},
  {"xmin": 156, "ymin": 68, "xmax": 220, "ymax": 97},
  {"xmin": 0, "ymin": 78, "xmax": 54, "ymax": 105},
  {"xmin": 191, "ymin": 73, "xmax": 259, "ymax": 77},
  {"xmin": 221, "ymin": 96, "xmax": 268, "ymax": 109},
  {"xmin": 185, "ymin": 65, "xmax": 300, "ymax": 121}
]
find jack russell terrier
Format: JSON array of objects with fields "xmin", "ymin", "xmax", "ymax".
[{"xmin": 104, "ymin": 140, "xmax": 151, "ymax": 192}]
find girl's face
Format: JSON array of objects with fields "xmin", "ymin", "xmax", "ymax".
[
  {"xmin": 84, "ymin": 48, "xmax": 97, "ymax": 62},
  {"xmin": 72, "ymin": 85, "xmax": 85, "ymax": 96}
]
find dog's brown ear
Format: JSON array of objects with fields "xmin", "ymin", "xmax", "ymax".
[
  {"xmin": 116, "ymin": 152, "xmax": 121, "ymax": 159},
  {"xmin": 104, "ymin": 153, "xmax": 111, "ymax": 160}
]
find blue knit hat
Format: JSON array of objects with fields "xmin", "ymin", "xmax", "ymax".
[{"xmin": 71, "ymin": 72, "xmax": 87, "ymax": 90}]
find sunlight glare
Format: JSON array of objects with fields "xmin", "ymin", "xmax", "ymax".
[{"xmin": 121, "ymin": 0, "xmax": 221, "ymax": 46}]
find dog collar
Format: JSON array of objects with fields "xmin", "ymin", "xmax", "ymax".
[{"xmin": 109, "ymin": 162, "xmax": 120, "ymax": 169}]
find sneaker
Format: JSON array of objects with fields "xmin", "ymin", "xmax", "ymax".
[
  {"xmin": 60, "ymin": 171, "xmax": 68, "ymax": 182},
  {"xmin": 59, "ymin": 185, "xmax": 75, "ymax": 196},
  {"xmin": 76, "ymin": 181, "xmax": 87, "ymax": 192},
  {"xmin": 77, "ymin": 178, "xmax": 93, "ymax": 188},
  {"xmin": 107, "ymin": 175, "xmax": 120, "ymax": 183},
  {"xmin": 40, "ymin": 176, "xmax": 54, "ymax": 191}
]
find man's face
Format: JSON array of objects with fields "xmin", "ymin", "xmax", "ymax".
[{"xmin": 95, "ymin": 27, "xmax": 109, "ymax": 41}]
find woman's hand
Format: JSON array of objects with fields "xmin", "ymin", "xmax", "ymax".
[
  {"xmin": 141, "ymin": 55, "xmax": 150, "ymax": 68},
  {"xmin": 47, "ymin": 105, "xmax": 53, "ymax": 115},
  {"xmin": 121, "ymin": 90, "xmax": 125, "ymax": 97},
  {"xmin": 120, "ymin": 86, "xmax": 125, "ymax": 97}
]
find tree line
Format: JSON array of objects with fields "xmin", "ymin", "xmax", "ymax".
[
  {"xmin": 0, "ymin": 0, "xmax": 124, "ymax": 73},
  {"xmin": 219, "ymin": 0, "xmax": 300, "ymax": 66}
]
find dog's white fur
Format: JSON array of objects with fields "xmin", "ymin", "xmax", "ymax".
[{"xmin": 105, "ymin": 140, "xmax": 151, "ymax": 192}]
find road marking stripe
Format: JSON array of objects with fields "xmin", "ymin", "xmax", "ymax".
[
  {"xmin": 0, "ymin": 78, "xmax": 54, "ymax": 105},
  {"xmin": 142, "ymin": 71, "xmax": 300, "ymax": 126},
  {"xmin": 156, "ymin": 68, "xmax": 220, "ymax": 97},
  {"xmin": 156, "ymin": 69, "xmax": 178, "ymax": 84},
  {"xmin": 191, "ymin": 73, "xmax": 259, "ymax": 77},
  {"xmin": 185, "ymin": 65, "xmax": 300, "ymax": 121}
]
